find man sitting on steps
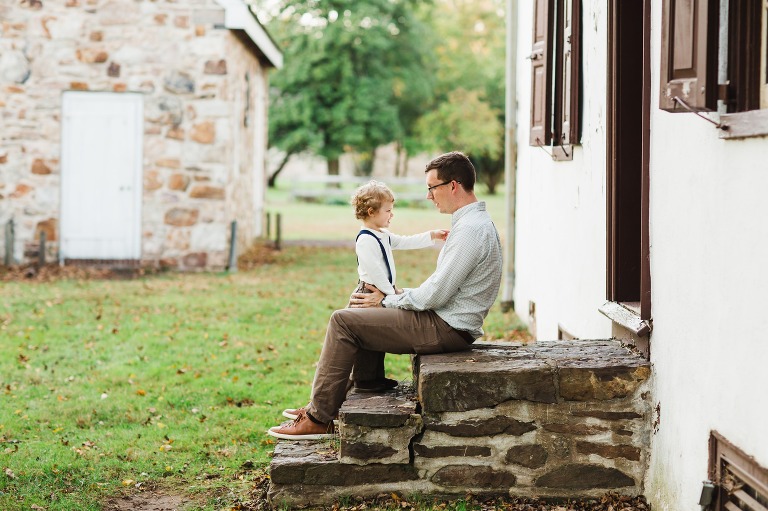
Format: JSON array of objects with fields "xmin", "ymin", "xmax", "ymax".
[{"xmin": 267, "ymin": 151, "xmax": 503, "ymax": 440}]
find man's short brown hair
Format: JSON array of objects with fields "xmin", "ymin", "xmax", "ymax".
[{"xmin": 425, "ymin": 151, "xmax": 476, "ymax": 191}]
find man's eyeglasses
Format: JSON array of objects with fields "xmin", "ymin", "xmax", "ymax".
[{"xmin": 427, "ymin": 180, "xmax": 458, "ymax": 194}]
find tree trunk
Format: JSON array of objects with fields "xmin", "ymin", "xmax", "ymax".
[
  {"xmin": 367, "ymin": 147, "xmax": 377, "ymax": 177},
  {"xmin": 394, "ymin": 142, "xmax": 403, "ymax": 177},
  {"xmin": 328, "ymin": 158, "xmax": 340, "ymax": 175},
  {"xmin": 486, "ymin": 172, "xmax": 500, "ymax": 195},
  {"xmin": 327, "ymin": 157, "xmax": 340, "ymax": 188},
  {"xmin": 267, "ymin": 152, "xmax": 292, "ymax": 188}
]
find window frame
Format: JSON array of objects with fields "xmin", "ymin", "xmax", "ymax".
[
  {"xmin": 659, "ymin": 0, "xmax": 719, "ymax": 112},
  {"xmin": 659, "ymin": 0, "xmax": 768, "ymax": 139},
  {"xmin": 605, "ymin": 0, "xmax": 652, "ymax": 326},
  {"xmin": 528, "ymin": 0, "xmax": 581, "ymax": 160}
]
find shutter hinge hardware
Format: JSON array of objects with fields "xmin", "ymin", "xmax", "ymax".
[
  {"xmin": 672, "ymin": 96, "xmax": 729, "ymax": 131},
  {"xmin": 534, "ymin": 138, "xmax": 571, "ymax": 160},
  {"xmin": 535, "ymin": 138, "xmax": 555, "ymax": 158}
]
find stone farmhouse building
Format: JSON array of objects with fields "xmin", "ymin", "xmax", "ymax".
[
  {"xmin": 508, "ymin": 1, "xmax": 768, "ymax": 510},
  {"xmin": 0, "ymin": 0, "xmax": 282, "ymax": 270}
]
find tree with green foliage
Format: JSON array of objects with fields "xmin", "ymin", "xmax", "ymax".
[
  {"xmin": 416, "ymin": 88, "xmax": 504, "ymax": 193},
  {"xmin": 414, "ymin": 0, "xmax": 506, "ymax": 194},
  {"xmin": 263, "ymin": 0, "xmax": 434, "ymax": 186}
]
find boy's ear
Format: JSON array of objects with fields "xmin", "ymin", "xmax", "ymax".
[{"xmin": 367, "ymin": 207, "xmax": 375, "ymax": 217}]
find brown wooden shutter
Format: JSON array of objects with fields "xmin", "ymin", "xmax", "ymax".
[
  {"xmin": 659, "ymin": 0, "xmax": 719, "ymax": 111},
  {"xmin": 559, "ymin": 0, "xmax": 580, "ymax": 144},
  {"xmin": 727, "ymin": 0, "xmax": 763, "ymax": 112},
  {"xmin": 530, "ymin": 0, "xmax": 553, "ymax": 145}
]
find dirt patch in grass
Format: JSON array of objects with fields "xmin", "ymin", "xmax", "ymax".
[
  {"xmin": 0, "ymin": 263, "xmax": 142, "ymax": 282},
  {"xmin": 0, "ymin": 240, "xmax": 283, "ymax": 281},
  {"xmin": 101, "ymin": 479, "xmax": 648, "ymax": 511},
  {"xmin": 100, "ymin": 481, "xmax": 650, "ymax": 511},
  {"xmin": 102, "ymin": 491, "xmax": 190, "ymax": 511},
  {"xmin": 237, "ymin": 241, "xmax": 281, "ymax": 269},
  {"xmin": 236, "ymin": 481, "xmax": 650, "ymax": 511}
]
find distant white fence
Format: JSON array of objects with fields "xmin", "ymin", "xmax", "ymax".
[{"xmin": 290, "ymin": 175, "xmax": 428, "ymax": 204}]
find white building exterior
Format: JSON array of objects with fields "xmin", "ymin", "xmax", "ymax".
[{"xmin": 512, "ymin": 1, "xmax": 768, "ymax": 510}]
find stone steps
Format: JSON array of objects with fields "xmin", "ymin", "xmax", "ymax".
[
  {"xmin": 269, "ymin": 387, "xmax": 424, "ymax": 507},
  {"xmin": 338, "ymin": 386, "xmax": 422, "ymax": 466},
  {"xmin": 268, "ymin": 340, "xmax": 651, "ymax": 508}
]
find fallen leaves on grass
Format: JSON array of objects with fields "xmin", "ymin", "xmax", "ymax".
[
  {"xmin": 238, "ymin": 241, "xmax": 279, "ymax": 270},
  {"xmin": 233, "ymin": 484, "xmax": 650, "ymax": 511},
  {"xmin": 0, "ymin": 263, "xmax": 151, "ymax": 282},
  {"xmin": 73, "ymin": 440, "xmax": 98, "ymax": 457}
]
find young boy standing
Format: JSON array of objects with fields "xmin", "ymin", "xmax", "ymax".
[{"xmin": 348, "ymin": 180, "xmax": 448, "ymax": 392}]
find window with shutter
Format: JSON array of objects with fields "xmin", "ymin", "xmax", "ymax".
[
  {"xmin": 660, "ymin": 0, "xmax": 768, "ymax": 138},
  {"xmin": 556, "ymin": 0, "xmax": 580, "ymax": 146},
  {"xmin": 528, "ymin": 0, "xmax": 581, "ymax": 158},
  {"xmin": 659, "ymin": 0, "xmax": 719, "ymax": 112},
  {"xmin": 727, "ymin": 1, "xmax": 762, "ymax": 112},
  {"xmin": 530, "ymin": 0, "xmax": 553, "ymax": 146}
]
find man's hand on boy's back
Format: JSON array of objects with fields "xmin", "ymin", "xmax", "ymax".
[{"xmin": 349, "ymin": 284, "xmax": 386, "ymax": 308}]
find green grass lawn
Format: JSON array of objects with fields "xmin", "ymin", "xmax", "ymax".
[{"xmin": 0, "ymin": 243, "xmax": 527, "ymax": 510}]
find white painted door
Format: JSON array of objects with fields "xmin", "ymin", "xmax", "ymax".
[{"xmin": 60, "ymin": 92, "xmax": 143, "ymax": 260}]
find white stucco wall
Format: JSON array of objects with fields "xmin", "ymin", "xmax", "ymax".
[
  {"xmin": 513, "ymin": 1, "xmax": 613, "ymax": 341},
  {"xmin": 514, "ymin": 1, "xmax": 768, "ymax": 509},
  {"xmin": 645, "ymin": 2, "xmax": 768, "ymax": 509}
]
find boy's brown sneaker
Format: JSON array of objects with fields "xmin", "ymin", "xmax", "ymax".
[
  {"xmin": 267, "ymin": 410, "xmax": 335, "ymax": 440},
  {"xmin": 353, "ymin": 377, "xmax": 399, "ymax": 393}
]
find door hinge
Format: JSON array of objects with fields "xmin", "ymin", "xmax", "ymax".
[{"xmin": 717, "ymin": 82, "xmax": 730, "ymax": 102}]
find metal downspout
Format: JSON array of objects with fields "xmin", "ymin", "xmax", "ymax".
[{"xmin": 501, "ymin": 0, "xmax": 518, "ymax": 312}]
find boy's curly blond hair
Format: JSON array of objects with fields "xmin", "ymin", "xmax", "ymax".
[{"xmin": 351, "ymin": 180, "xmax": 395, "ymax": 220}]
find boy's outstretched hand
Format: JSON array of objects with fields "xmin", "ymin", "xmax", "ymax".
[{"xmin": 430, "ymin": 229, "xmax": 450, "ymax": 241}]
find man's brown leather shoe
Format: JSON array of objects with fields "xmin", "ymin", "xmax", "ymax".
[
  {"xmin": 282, "ymin": 406, "xmax": 338, "ymax": 422},
  {"xmin": 282, "ymin": 405, "xmax": 308, "ymax": 420},
  {"xmin": 267, "ymin": 410, "xmax": 335, "ymax": 440}
]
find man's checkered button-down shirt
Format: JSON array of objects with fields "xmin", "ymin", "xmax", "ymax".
[{"xmin": 382, "ymin": 201, "xmax": 503, "ymax": 338}]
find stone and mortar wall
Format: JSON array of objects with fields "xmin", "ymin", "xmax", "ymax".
[
  {"xmin": 224, "ymin": 33, "xmax": 268, "ymax": 257},
  {"xmin": 0, "ymin": 0, "xmax": 270, "ymax": 269},
  {"xmin": 269, "ymin": 340, "xmax": 652, "ymax": 507},
  {"xmin": 413, "ymin": 340, "xmax": 651, "ymax": 498}
]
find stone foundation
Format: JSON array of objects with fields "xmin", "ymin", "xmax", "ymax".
[{"xmin": 268, "ymin": 340, "xmax": 651, "ymax": 508}]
